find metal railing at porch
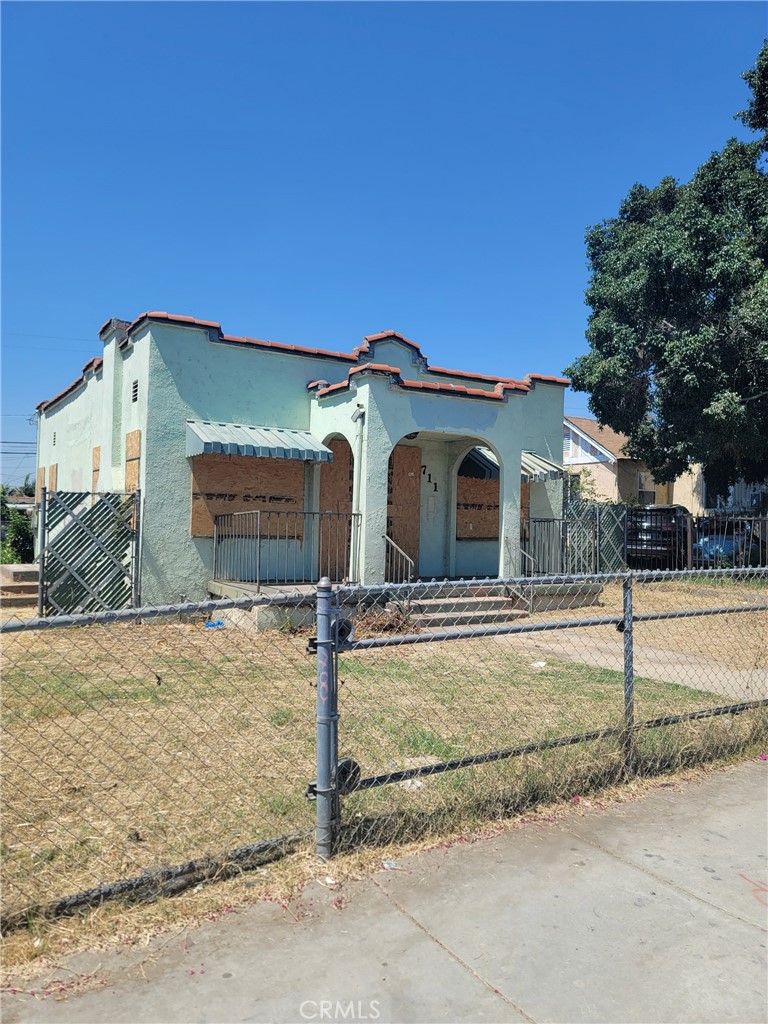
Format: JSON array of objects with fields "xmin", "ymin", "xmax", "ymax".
[
  {"xmin": 213, "ymin": 510, "xmax": 361, "ymax": 588},
  {"xmin": 383, "ymin": 533, "xmax": 414, "ymax": 583}
]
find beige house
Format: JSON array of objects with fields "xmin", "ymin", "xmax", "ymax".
[{"xmin": 562, "ymin": 417, "xmax": 707, "ymax": 512}]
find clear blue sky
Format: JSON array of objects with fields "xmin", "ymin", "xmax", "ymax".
[{"xmin": 1, "ymin": 1, "xmax": 764, "ymax": 487}]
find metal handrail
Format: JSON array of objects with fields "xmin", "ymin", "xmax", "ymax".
[
  {"xmin": 520, "ymin": 547, "xmax": 537, "ymax": 577},
  {"xmin": 383, "ymin": 534, "xmax": 414, "ymax": 583}
]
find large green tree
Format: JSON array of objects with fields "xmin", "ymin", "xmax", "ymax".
[{"xmin": 566, "ymin": 44, "xmax": 768, "ymax": 498}]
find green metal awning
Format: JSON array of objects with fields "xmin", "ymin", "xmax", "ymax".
[
  {"xmin": 186, "ymin": 420, "xmax": 334, "ymax": 462},
  {"xmin": 521, "ymin": 451, "xmax": 566, "ymax": 482},
  {"xmin": 475, "ymin": 446, "xmax": 565, "ymax": 483}
]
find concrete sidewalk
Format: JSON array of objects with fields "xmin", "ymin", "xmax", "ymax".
[{"xmin": 3, "ymin": 762, "xmax": 767, "ymax": 1024}]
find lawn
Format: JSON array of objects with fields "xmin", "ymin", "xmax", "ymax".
[{"xmin": 3, "ymin": 582, "xmax": 766, "ymax": 921}]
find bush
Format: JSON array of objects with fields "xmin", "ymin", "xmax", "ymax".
[{"xmin": 2, "ymin": 509, "xmax": 34, "ymax": 564}]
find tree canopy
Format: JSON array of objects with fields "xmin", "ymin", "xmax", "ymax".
[{"xmin": 566, "ymin": 43, "xmax": 768, "ymax": 499}]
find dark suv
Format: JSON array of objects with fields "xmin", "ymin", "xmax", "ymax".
[{"xmin": 626, "ymin": 505, "xmax": 691, "ymax": 570}]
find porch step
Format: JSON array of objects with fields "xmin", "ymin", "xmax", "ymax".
[
  {"xmin": 409, "ymin": 606, "xmax": 530, "ymax": 629},
  {"xmin": 389, "ymin": 592, "xmax": 530, "ymax": 630},
  {"xmin": 1, "ymin": 583, "xmax": 39, "ymax": 607},
  {"xmin": 0, "ymin": 564, "xmax": 38, "ymax": 585}
]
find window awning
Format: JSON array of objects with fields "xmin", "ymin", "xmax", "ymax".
[
  {"xmin": 186, "ymin": 420, "xmax": 334, "ymax": 462},
  {"xmin": 521, "ymin": 452, "xmax": 566, "ymax": 482},
  {"xmin": 475, "ymin": 447, "xmax": 565, "ymax": 483}
]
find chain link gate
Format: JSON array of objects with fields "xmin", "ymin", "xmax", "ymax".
[{"xmin": 37, "ymin": 488, "xmax": 141, "ymax": 615}]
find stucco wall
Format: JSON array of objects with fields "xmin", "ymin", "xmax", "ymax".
[
  {"xmin": 37, "ymin": 367, "xmax": 108, "ymax": 495},
  {"xmin": 669, "ymin": 467, "xmax": 706, "ymax": 514},
  {"xmin": 572, "ymin": 460, "xmax": 618, "ymax": 502},
  {"xmin": 310, "ymin": 374, "xmax": 531, "ymax": 581},
  {"xmin": 140, "ymin": 323, "xmax": 351, "ymax": 603}
]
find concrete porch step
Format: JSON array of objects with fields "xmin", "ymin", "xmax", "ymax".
[
  {"xmin": 1, "ymin": 582, "xmax": 38, "ymax": 597},
  {"xmin": 410, "ymin": 606, "xmax": 530, "ymax": 629},
  {"xmin": 0, "ymin": 564, "xmax": 38, "ymax": 585},
  {"xmin": 406, "ymin": 580, "xmax": 528, "ymax": 601},
  {"xmin": 405, "ymin": 595, "xmax": 528, "ymax": 616},
  {"xmin": 1, "ymin": 590, "xmax": 39, "ymax": 607},
  {"xmin": 391, "ymin": 592, "xmax": 530, "ymax": 630}
]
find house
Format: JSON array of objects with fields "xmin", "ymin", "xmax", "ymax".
[
  {"xmin": 562, "ymin": 417, "xmax": 767, "ymax": 513},
  {"xmin": 562, "ymin": 417, "xmax": 677, "ymax": 506},
  {"xmin": 35, "ymin": 312, "xmax": 568, "ymax": 605}
]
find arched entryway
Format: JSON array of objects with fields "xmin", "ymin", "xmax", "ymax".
[
  {"xmin": 385, "ymin": 442, "xmax": 422, "ymax": 580},
  {"xmin": 317, "ymin": 436, "xmax": 357, "ymax": 580},
  {"xmin": 453, "ymin": 444, "xmax": 502, "ymax": 578}
]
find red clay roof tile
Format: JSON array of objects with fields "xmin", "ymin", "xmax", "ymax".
[{"xmin": 525, "ymin": 373, "xmax": 570, "ymax": 387}]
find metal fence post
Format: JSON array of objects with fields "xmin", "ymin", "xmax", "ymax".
[
  {"xmin": 37, "ymin": 486, "xmax": 48, "ymax": 617},
  {"xmin": 622, "ymin": 572, "xmax": 636, "ymax": 773},
  {"xmin": 132, "ymin": 489, "xmax": 142, "ymax": 608},
  {"xmin": 315, "ymin": 577, "xmax": 337, "ymax": 859}
]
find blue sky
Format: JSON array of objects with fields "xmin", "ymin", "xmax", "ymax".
[{"xmin": 1, "ymin": 1, "xmax": 764, "ymax": 487}]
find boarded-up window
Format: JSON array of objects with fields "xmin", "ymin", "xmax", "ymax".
[
  {"xmin": 387, "ymin": 445, "xmax": 421, "ymax": 567},
  {"xmin": 319, "ymin": 439, "xmax": 353, "ymax": 514},
  {"xmin": 125, "ymin": 430, "xmax": 141, "ymax": 494},
  {"xmin": 190, "ymin": 454, "xmax": 305, "ymax": 538},
  {"xmin": 48, "ymin": 464, "xmax": 58, "ymax": 492},
  {"xmin": 92, "ymin": 446, "xmax": 101, "ymax": 494},
  {"xmin": 456, "ymin": 476, "xmax": 499, "ymax": 539},
  {"xmin": 36, "ymin": 466, "xmax": 45, "ymax": 503}
]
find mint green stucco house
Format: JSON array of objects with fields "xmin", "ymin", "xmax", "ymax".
[{"xmin": 36, "ymin": 312, "xmax": 568, "ymax": 605}]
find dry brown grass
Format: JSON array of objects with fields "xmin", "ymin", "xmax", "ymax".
[
  {"xmin": 1, "ymin": 756, "xmax": 761, "ymax": 987},
  {"xmin": 2, "ymin": 577, "xmax": 766, "ymax": 962}
]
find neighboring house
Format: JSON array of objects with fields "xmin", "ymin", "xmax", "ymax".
[
  {"xmin": 563, "ymin": 417, "xmax": 766, "ymax": 513},
  {"xmin": 36, "ymin": 312, "xmax": 568, "ymax": 605},
  {"xmin": 562, "ymin": 417, "xmax": 671, "ymax": 506}
]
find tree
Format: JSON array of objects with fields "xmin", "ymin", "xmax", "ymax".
[{"xmin": 566, "ymin": 43, "xmax": 768, "ymax": 498}]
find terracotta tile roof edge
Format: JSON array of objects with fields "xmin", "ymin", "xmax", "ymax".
[
  {"xmin": 98, "ymin": 315, "xmax": 566, "ymax": 392},
  {"xmin": 348, "ymin": 363, "xmax": 401, "ymax": 376},
  {"xmin": 102, "ymin": 311, "xmax": 358, "ymax": 362},
  {"xmin": 355, "ymin": 330, "xmax": 420, "ymax": 354},
  {"xmin": 525, "ymin": 373, "xmax": 571, "ymax": 387},
  {"xmin": 316, "ymin": 381, "xmax": 351, "ymax": 397},
  {"xmin": 400, "ymin": 379, "xmax": 507, "ymax": 400},
  {"xmin": 431, "ymin": 365, "xmax": 529, "ymax": 389}
]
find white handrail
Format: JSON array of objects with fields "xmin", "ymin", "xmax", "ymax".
[{"xmin": 383, "ymin": 534, "xmax": 414, "ymax": 583}]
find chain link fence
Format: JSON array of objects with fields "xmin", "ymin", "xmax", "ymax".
[
  {"xmin": 1, "ymin": 593, "xmax": 316, "ymax": 928},
  {"xmin": 2, "ymin": 568, "xmax": 766, "ymax": 928},
  {"xmin": 330, "ymin": 568, "xmax": 768, "ymax": 851}
]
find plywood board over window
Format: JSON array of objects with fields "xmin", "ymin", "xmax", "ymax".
[
  {"xmin": 456, "ymin": 476, "xmax": 500, "ymax": 539},
  {"xmin": 190, "ymin": 454, "xmax": 306, "ymax": 538},
  {"xmin": 387, "ymin": 445, "xmax": 421, "ymax": 567},
  {"xmin": 48, "ymin": 464, "xmax": 58, "ymax": 492},
  {"xmin": 92, "ymin": 446, "xmax": 101, "ymax": 495},
  {"xmin": 319, "ymin": 439, "xmax": 353, "ymax": 514},
  {"xmin": 36, "ymin": 467, "xmax": 46, "ymax": 503},
  {"xmin": 125, "ymin": 430, "xmax": 141, "ymax": 494}
]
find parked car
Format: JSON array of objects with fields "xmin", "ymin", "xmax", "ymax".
[
  {"xmin": 692, "ymin": 517, "xmax": 763, "ymax": 568},
  {"xmin": 626, "ymin": 505, "xmax": 691, "ymax": 570}
]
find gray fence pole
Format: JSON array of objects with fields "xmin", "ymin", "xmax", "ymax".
[
  {"xmin": 37, "ymin": 486, "xmax": 48, "ymax": 617},
  {"xmin": 622, "ymin": 573, "xmax": 636, "ymax": 772},
  {"xmin": 315, "ymin": 576, "xmax": 337, "ymax": 859},
  {"xmin": 132, "ymin": 489, "xmax": 142, "ymax": 609}
]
